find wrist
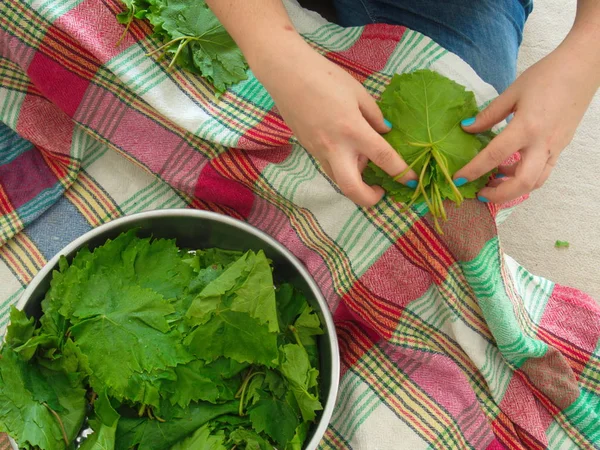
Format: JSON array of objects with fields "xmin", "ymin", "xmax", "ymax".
[{"xmin": 559, "ymin": 23, "xmax": 600, "ymax": 88}]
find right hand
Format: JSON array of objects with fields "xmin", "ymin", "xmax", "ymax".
[{"xmin": 250, "ymin": 37, "xmax": 417, "ymax": 207}]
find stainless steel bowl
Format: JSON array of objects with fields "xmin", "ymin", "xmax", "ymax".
[{"xmin": 9, "ymin": 209, "xmax": 340, "ymax": 450}]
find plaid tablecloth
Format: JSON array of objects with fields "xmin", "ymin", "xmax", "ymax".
[{"xmin": 1, "ymin": 0, "xmax": 599, "ymax": 448}]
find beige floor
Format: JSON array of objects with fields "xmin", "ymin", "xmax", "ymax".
[{"xmin": 499, "ymin": 0, "xmax": 600, "ymax": 299}]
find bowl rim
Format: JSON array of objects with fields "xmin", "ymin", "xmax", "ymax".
[{"xmin": 10, "ymin": 209, "xmax": 340, "ymax": 450}]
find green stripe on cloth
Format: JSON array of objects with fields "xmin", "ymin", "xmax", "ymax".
[{"xmin": 461, "ymin": 238, "xmax": 548, "ymax": 367}]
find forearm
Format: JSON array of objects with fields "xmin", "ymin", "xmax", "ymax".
[
  {"xmin": 205, "ymin": 0, "xmax": 307, "ymax": 67},
  {"xmin": 559, "ymin": 0, "xmax": 600, "ymax": 87}
]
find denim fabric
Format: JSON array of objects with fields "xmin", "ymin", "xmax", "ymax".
[{"xmin": 332, "ymin": 0, "xmax": 533, "ymax": 93}]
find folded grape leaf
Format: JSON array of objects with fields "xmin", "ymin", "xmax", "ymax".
[{"xmin": 363, "ymin": 70, "xmax": 496, "ymax": 232}]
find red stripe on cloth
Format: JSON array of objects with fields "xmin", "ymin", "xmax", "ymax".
[
  {"xmin": 0, "ymin": 149, "xmax": 59, "ymax": 209},
  {"xmin": 540, "ymin": 284, "xmax": 600, "ymax": 355},
  {"xmin": 336, "ymin": 24, "xmax": 406, "ymax": 75},
  {"xmin": 0, "ymin": 184, "xmax": 16, "ymax": 217},
  {"xmin": 27, "ymin": 51, "xmax": 92, "ymax": 118},
  {"xmin": 335, "ymin": 320, "xmax": 377, "ymax": 376},
  {"xmin": 54, "ymin": 0, "xmax": 137, "ymax": 63},
  {"xmin": 194, "ymin": 162, "xmax": 254, "ymax": 219},
  {"xmin": 498, "ymin": 375, "xmax": 552, "ymax": 447},
  {"xmin": 16, "ymin": 94, "xmax": 75, "ymax": 157}
]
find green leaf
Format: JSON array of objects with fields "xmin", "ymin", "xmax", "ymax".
[
  {"xmin": 161, "ymin": 358, "xmax": 247, "ymax": 408},
  {"xmin": 230, "ymin": 428, "xmax": 275, "ymax": 450},
  {"xmin": 0, "ymin": 347, "xmax": 87, "ymax": 449},
  {"xmin": 184, "ymin": 309, "xmax": 278, "ymax": 367},
  {"xmin": 364, "ymin": 70, "xmax": 496, "ymax": 231},
  {"xmin": 293, "ymin": 305, "xmax": 324, "ymax": 345},
  {"xmin": 285, "ymin": 422, "xmax": 310, "ymax": 450},
  {"xmin": 279, "ymin": 344, "xmax": 322, "ymax": 422},
  {"xmin": 555, "ymin": 240, "xmax": 570, "ymax": 249},
  {"xmin": 69, "ymin": 283, "xmax": 191, "ymax": 403},
  {"xmin": 115, "ymin": 401, "xmax": 238, "ymax": 450},
  {"xmin": 148, "ymin": 0, "xmax": 247, "ymax": 92},
  {"xmin": 169, "ymin": 423, "xmax": 227, "ymax": 450},
  {"xmin": 248, "ymin": 393, "xmax": 299, "ymax": 448},
  {"xmin": 275, "ymin": 284, "xmax": 306, "ymax": 331},
  {"xmin": 187, "ymin": 251, "xmax": 279, "ymax": 333},
  {"xmin": 80, "ymin": 391, "xmax": 120, "ymax": 450}
]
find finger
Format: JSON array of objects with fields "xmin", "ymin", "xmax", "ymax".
[
  {"xmin": 331, "ymin": 156, "xmax": 385, "ymax": 207},
  {"xmin": 461, "ymin": 88, "xmax": 518, "ymax": 133},
  {"xmin": 358, "ymin": 90, "xmax": 391, "ymax": 134},
  {"xmin": 477, "ymin": 147, "xmax": 548, "ymax": 203},
  {"xmin": 320, "ymin": 160, "xmax": 334, "ymax": 179},
  {"xmin": 357, "ymin": 154, "xmax": 369, "ymax": 172},
  {"xmin": 498, "ymin": 163, "xmax": 518, "ymax": 177},
  {"xmin": 453, "ymin": 122, "xmax": 525, "ymax": 184},
  {"xmin": 534, "ymin": 154, "xmax": 558, "ymax": 188},
  {"xmin": 359, "ymin": 128, "xmax": 418, "ymax": 185}
]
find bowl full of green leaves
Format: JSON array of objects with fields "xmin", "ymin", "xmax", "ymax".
[{"xmin": 2, "ymin": 209, "xmax": 339, "ymax": 450}]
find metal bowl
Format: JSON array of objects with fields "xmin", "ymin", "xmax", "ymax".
[{"xmin": 9, "ymin": 209, "xmax": 340, "ymax": 450}]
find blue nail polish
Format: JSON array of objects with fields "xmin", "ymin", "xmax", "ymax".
[
  {"xmin": 406, "ymin": 179, "xmax": 418, "ymax": 189},
  {"xmin": 384, "ymin": 118, "xmax": 393, "ymax": 129},
  {"xmin": 478, "ymin": 195, "xmax": 490, "ymax": 203},
  {"xmin": 496, "ymin": 174, "xmax": 507, "ymax": 179},
  {"xmin": 453, "ymin": 177, "xmax": 468, "ymax": 187},
  {"xmin": 461, "ymin": 117, "xmax": 476, "ymax": 127}
]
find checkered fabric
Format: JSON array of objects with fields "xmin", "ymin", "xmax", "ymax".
[{"xmin": 1, "ymin": 0, "xmax": 599, "ymax": 448}]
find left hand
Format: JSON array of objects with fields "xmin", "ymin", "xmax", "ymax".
[{"xmin": 453, "ymin": 40, "xmax": 600, "ymax": 204}]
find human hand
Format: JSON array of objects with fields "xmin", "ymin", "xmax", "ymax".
[
  {"xmin": 250, "ymin": 38, "xmax": 417, "ymax": 207},
  {"xmin": 453, "ymin": 41, "xmax": 600, "ymax": 203}
]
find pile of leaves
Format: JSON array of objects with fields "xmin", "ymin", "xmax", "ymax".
[
  {"xmin": 363, "ymin": 70, "xmax": 495, "ymax": 233},
  {"xmin": 117, "ymin": 0, "xmax": 248, "ymax": 93},
  {"xmin": 0, "ymin": 231, "xmax": 324, "ymax": 449}
]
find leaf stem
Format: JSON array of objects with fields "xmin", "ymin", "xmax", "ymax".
[
  {"xmin": 289, "ymin": 325, "xmax": 304, "ymax": 350},
  {"xmin": 238, "ymin": 370, "xmax": 264, "ymax": 416},
  {"xmin": 431, "ymin": 147, "xmax": 463, "ymax": 204},
  {"xmin": 393, "ymin": 149, "xmax": 430, "ymax": 182},
  {"xmin": 43, "ymin": 403, "xmax": 69, "ymax": 446}
]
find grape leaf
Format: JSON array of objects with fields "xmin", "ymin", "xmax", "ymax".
[
  {"xmin": 229, "ymin": 428, "xmax": 274, "ymax": 450},
  {"xmin": 144, "ymin": 0, "xmax": 247, "ymax": 93},
  {"xmin": 79, "ymin": 391, "xmax": 120, "ymax": 450},
  {"xmin": 248, "ymin": 392, "xmax": 299, "ymax": 448},
  {"xmin": 115, "ymin": 401, "xmax": 238, "ymax": 450},
  {"xmin": 363, "ymin": 70, "xmax": 496, "ymax": 232},
  {"xmin": 279, "ymin": 344, "xmax": 322, "ymax": 422},
  {"xmin": 169, "ymin": 423, "xmax": 227, "ymax": 450},
  {"xmin": 184, "ymin": 309, "xmax": 278, "ymax": 367},
  {"xmin": 69, "ymin": 283, "xmax": 191, "ymax": 403},
  {"xmin": 161, "ymin": 358, "xmax": 247, "ymax": 408},
  {"xmin": 0, "ymin": 347, "xmax": 86, "ymax": 449}
]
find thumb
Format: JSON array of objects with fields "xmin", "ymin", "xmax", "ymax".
[
  {"xmin": 358, "ymin": 90, "xmax": 391, "ymax": 134},
  {"xmin": 461, "ymin": 89, "xmax": 517, "ymax": 133}
]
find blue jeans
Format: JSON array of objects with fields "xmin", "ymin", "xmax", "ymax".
[{"xmin": 332, "ymin": 0, "xmax": 533, "ymax": 93}]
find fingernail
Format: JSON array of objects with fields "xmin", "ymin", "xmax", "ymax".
[
  {"xmin": 453, "ymin": 177, "xmax": 468, "ymax": 187},
  {"xmin": 461, "ymin": 117, "xmax": 476, "ymax": 127},
  {"xmin": 478, "ymin": 195, "xmax": 490, "ymax": 203},
  {"xmin": 384, "ymin": 118, "xmax": 392, "ymax": 129},
  {"xmin": 496, "ymin": 174, "xmax": 507, "ymax": 179},
  {"xmin": 406, "ymin": 179, "xmax": 418, "ymax": 189}
]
